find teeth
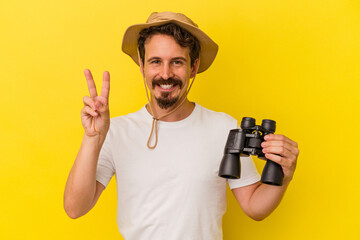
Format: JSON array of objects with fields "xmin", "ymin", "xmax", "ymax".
[{"xmin": 160, "ymin": 84, "xmax": 173, "ymax": 89}]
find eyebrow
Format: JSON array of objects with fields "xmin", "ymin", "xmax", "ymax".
[
  {"xmin": 147, "ymin": 57, "xmax": 160, "ymax": 63},
  {"xmin": 172, "ymin": 57, "xmax": 187, "ymax": 62},
  {"xmin": 147, "ymin": 56, "xmax": 188, "ymax": 63}
]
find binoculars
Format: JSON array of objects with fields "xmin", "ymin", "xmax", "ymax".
[{"xmin": 218, "ymin": 117, "xmax": 284, "ymax": 186}]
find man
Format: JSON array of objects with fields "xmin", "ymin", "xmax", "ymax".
[{"xmin": 64, "ymin": 12, "xmax": 299, "ymax": 240}]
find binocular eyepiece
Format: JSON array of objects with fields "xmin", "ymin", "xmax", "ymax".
[{"xmin": 218, "ymin": 117, "xmax": 284, "ymax": 186}]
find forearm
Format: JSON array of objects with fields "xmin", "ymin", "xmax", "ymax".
[
  {"xmin": 233, "ymin": 134, "xmax": 299, "ymax": 221},
  {"xmin": 64, "ymin": 134, "xmax": 105, "ymax": 218},
  {"xmin": 246, "ymin": 181, "xmax": 290, "ymax": 221}
]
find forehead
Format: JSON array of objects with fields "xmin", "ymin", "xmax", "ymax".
[{"xmin": 144, "ymin": 34, "xmax": 190, "ymax": 59}]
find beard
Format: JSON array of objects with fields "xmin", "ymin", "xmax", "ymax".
[
  {"xmin": 152, "ymin": 77, "xmax": 184, "ymax": 109},
  {"xmin": 155, "ymin": 94, "xmax": 179, "ymax": 109}
]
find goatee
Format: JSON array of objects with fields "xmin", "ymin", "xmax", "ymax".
[
  {"xmin": 155, "ymin": 94, "xmax": 179, "ymax": 109},
  {"xmin": 152, "ymin": 77, "xmax": 183, "ymax": 109}
]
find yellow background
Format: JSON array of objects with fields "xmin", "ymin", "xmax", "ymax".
[{"xmin": 1, "ymin": 0, "xmax": 359, "ymax": 239}]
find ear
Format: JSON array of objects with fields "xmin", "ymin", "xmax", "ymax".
[
  {"xmin": 139, "ymin": 59, "xmax": 145, "ymax": 78},
  {"xmin": 137, "ymin": 50, "xmax": 145, "ymax": 78},
  {"xmin": 190, "ymin": 58, "xmax": 200, "ymax": 78}
]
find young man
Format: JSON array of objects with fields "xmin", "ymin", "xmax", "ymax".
[{"xmin": 64, "ymin": 12, "xmax": 299, "ymax": 240}]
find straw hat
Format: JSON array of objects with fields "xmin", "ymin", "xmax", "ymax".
[{"xmin": 122, "ymin": 12, "xmax": 218, "ymax": 73}]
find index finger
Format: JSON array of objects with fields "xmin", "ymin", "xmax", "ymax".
[
  {"xmin": 101, "ymin": 71, "xmax": 110, "ymax": 99},
  {"xmin": 265, "ymin": 134, "xmax": 298, "ymax": 147},
  {"xmin": 84, "ymin": 69, "xmax": 98, "ymax": 98}
]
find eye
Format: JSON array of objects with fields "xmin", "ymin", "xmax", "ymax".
[
  {"xmin": 151, "ymin": 59, "xmax": 160, "ymax": 64},
  {"xmin": 172, "ymin": 60, "xmax": 184, "ymax": 65}
]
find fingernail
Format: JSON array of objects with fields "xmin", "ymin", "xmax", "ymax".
[
  {"xmin": 265, "ymin": 135, "xmax": 269, "ymax": 140},
  {"xmin": 261, "ymin": 142, "xmax": 266, "ymax": 147}
]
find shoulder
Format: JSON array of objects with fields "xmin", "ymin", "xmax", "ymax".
[{"xmin": 195, "ymin": 104, "xmax": 238, "ymax": 128}]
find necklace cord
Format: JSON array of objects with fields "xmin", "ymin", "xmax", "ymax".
[{"xmin": 143, "ymin": 74, "xmax": 197, "ymax": 149}]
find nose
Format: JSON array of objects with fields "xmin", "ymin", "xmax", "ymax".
[{"xmin": 159, "ymin": 63, "xmax": 173, "ymax": 80}]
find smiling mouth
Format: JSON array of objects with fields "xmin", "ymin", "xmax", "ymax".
[
  {"xmin": 157, "ymin": 84, "xmax": 178, "ymax": 91},
  {"xmin": 152, "ymin": 78, "xmax": 183, "ymax": 91}
]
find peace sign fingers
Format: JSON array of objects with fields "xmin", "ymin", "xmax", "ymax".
[
  {"xmin": 81, "ymin": 69, "xmax": 111, "ymax": 138},
  {"xmin": 84, "ymin": 69, "xmax": 98, "ymax": 98}
]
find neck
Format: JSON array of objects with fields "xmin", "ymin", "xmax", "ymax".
[{"xmin": 146, "ymin": 99, "xmax": 195, "ymax": 122}]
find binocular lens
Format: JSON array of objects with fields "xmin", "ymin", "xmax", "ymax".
[
  {"xmin": 241, "ymin": 117, "xmax": 255, "ymax": 129},
  {"xmin": 218, "ymin": 153, "xmax": 240, "ymax": 179},
  {"xmin": 261, "ymin": 119, "xmax": 276, "ymax": 132}
]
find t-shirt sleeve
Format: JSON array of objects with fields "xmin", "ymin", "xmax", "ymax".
[
  {"xmin": 96, "ymin": 132, "xmax": 115, "ymax": 188},
  {"xmin": 227, "ymin": 155, "xmax": 261, "ymax": 189}
]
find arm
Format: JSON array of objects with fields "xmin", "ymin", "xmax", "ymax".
[
  {"xmin": 232, "ymin": 134, "xmax": 299, "ymax": 221},
  {"xmin": 64, "ymin": 135, "xmax": 106, "ymax": 219},
  {"xmin": 63, "ymin": 70, "xmax": 110, "ymax": 219}
]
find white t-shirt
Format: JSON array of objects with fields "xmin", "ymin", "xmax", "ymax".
[{"xmin": 96, "ymin": 103, "xmax": 260, "ymax": 240}]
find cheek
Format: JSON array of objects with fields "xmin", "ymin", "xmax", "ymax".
[
  {"xmin": 144, "ymin": 70, "xmax": 156, "ymax": 86},
  {"xmin": 146, "ymin": 79, "xmax": 154, "ymax": 90},
  {"xmin": 145, "ymin": 68, "xmax": 164, "ymax": 82},
  {"xmin": 144, "ymin": 67, "xmax": 155, "ymax": 76},
  {"xmin": 174, "ymin": 67, "xmax": 190, "ymax": 79}
]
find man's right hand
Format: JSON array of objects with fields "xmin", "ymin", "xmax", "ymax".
[{"xmin": 81, "ymin": 69, "xmax": 110, "ymax": 138}]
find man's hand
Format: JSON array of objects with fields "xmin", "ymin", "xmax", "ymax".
[
  {"xmin": 261, "ymin": 134, "xmax": 299, "ymax": 184},
  {"xmin": 81, "ymin": 69, "xmax": 110, "ymax": 138}
]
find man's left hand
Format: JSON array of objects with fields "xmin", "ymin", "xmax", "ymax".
[{"xmin": 261, "ymin": 134, "xmax": 299, "ymax": 184}]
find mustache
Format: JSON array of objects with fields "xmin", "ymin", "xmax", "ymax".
[{"xmin": 152, "ymin": 78, "xmax": 183, "ymax": 89}]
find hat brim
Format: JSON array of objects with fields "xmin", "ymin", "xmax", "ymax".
[{"xmin": 122, "ymin": 19, "xmax": 218, "ymax": 73}]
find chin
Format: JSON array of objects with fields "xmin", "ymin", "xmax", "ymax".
[{"xmin": 155, "ymin": 97, "xmax": 179, "ymax": 109}]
